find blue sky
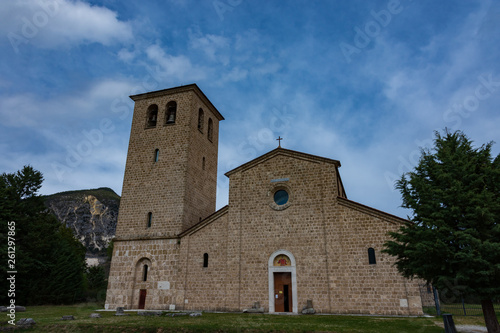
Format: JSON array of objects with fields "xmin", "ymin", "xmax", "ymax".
[{"xmin": 1, "ymin": 0, "xmax": 500, "ymax": 218}]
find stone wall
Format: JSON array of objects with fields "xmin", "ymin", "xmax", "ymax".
[
  {"xmin": 169, "ymin": 150, "xmax": 423, "ymax": 315},
  {"xmin": 181, "ymin": 211, "xmax": 229, "ymax": 311},
  {"xmin": 106, "ymin": 85, "xmax": 423, "ymax": 316},
  {"xmin": 331, "ymin": 199, "xmax": 422, "ymax": 315},
  {"xmin": 106, "ymin": 238, "xmax": 182, "ymax": 310},
  {"xmin": 225, "ymin": 152, "xmax": 337, "ymax": 313},
  {"xmin": 106, "ymin": 85, "xmax": 223, "ymax": 310},
  {"xmin": 115, "ymin": 85, "xmax": 221, "ymax": 240}
]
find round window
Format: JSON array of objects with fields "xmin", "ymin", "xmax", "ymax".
[{"xmin": 273, "ymin": 190, "xmax": 289, "ymax": 206}]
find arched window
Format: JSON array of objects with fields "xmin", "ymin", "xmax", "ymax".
[
  {"xmin": 368, "ymin": 247, "xmax": 376, "ymax": 265},
  {"xmin": 203, "ymin": 253, "xmax": 209, "ymax": 268},
  {"xmin": 207, "ymin": 118, "xmax": 213, "ymax": 142},
  {"xmin": 198, "ymin": 108, "xmax": 204, "ymax": 132},
  {"xmin": 165, "ymin": 101, "xmax": 177, "ymax": 124},
  {"xmin": 147, "ymin": 212, "xmax": 152, "ymax": 228},
  {"xmin": 147, "ymin": 105, "xmax": 158, "ymax": 127},
  {"xmin": 154, "ymin": 149, "xmax": 159, "ymax": 162},
  {"xmin": 143, "ymin": 264, "xmax": 148, "ymax": 281}
]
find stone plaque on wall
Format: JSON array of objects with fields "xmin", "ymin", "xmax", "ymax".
[{"xmin": 158, "ymin": 281, "xmax": 170, "ymax": 290}]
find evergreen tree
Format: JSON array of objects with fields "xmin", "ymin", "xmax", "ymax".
[
  {"xmin": 0, "ymin": 166, "xmax": 86, "ymax": 305},
  {"xmin": 85, "ymin": 265, "xmax": 108, "ymax": 302},
  {"xmin": 383, "ymin": 130, "xmax": 500, "ymax": 333}
]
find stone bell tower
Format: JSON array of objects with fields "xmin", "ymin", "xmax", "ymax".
[{"xmin": 115, "ymin": 84, "xmax": 224, "ymax": 239}]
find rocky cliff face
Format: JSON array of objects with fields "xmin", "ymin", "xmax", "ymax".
[{"xmin": 44, "ymin": 187, "xmax": 119, "ymax": 255}]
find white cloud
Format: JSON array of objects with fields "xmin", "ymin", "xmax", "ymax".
[
  {"xmin": 88, "ymin": 79, "xmax": 136, "ymax": 101},
  {"xmin": 0, "ymin": 77, "xmax": 136, "ymax": 196},
  {"xmin": 0, "ymin": 78, "xmax": 136, "ymax": 130},
  {"xmin": 2, "ymin": 0, "xmax": 132, "ymax": 51},
  {"xmin": 145, "ymin": 44, "xmax": 208, "ymax": 83},
  {"xmin": 252, "ymin": 62, "xmax": 281, "ymax": 76},
  {"xmin": 221, "ymin": 67, "xmax": 248, "ymax": 82},
  {"xmin": 117, "ymin": 48, "xmax": 139, "ymax": 63},
  {"xmin": 188, "ymin": 32, "xmax": 230, "ymax": 65}
]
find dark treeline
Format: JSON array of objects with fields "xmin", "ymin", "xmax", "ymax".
[{"xmin": 0, "ymin": 166, "xmax": 106, "ymax": 305}]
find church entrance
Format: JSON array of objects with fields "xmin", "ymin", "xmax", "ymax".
[
  {"xmin": 268, "ymin": 250, "xmax": 298, "ymax": 313},
  {"xmin": 273, "ymin": 272, "xmax": 292, "ymax": 312},
  {"xmin": 138, "ymin": 289, "xmax": 147, "ymax": 309}
]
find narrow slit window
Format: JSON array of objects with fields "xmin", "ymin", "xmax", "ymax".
[
  {"xmin": 202, "ymin": 157, "xmax": 206, "ymax": 170},
  {"xmin": 154, "ymin": 149, "xmax": 159, "ymax": 162},
  {"xmin": 147, "ymin": 212, "xmax": 152, "ymax": 228},
  {"xmin": 198, "ymin": 108, "xmax": 204, "ymax": 132},
  {"xmin": 207, "ymin": 118, "xmax": 213, "ymax": 141},
  {"xmin": 143, "ymin": 264, "xmax": 148, "ymax": 281},
  {"xmin": 203, "ymin": 253, "xmax": 208, "ymax": 268},
  {"xmin": 368, "ymin": 247, "xmax": 376, "ymax": 265}
]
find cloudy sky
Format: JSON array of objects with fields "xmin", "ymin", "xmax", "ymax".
[{"xmin": 1, "ymin": 0, "xmax": 500, "ymax": 218}]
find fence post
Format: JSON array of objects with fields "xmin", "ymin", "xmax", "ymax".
[
  {"xmin": 443, "ymin": 314, "xmax": 457, "ymax": 333},
  {"xmin": 433, "ymin": 287, "xmax": 441, "ymax": 316}
]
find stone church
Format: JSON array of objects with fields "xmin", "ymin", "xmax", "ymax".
[{"xmin": 105, "ymin": 84, "xmax": 423, "ymax": 315}]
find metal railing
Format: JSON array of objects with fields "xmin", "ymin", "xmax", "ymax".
[{"xmin": 419, "ymin": 284, "xmax": 500, "ymax": 316}]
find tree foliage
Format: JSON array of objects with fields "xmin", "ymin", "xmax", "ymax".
[
  {"xmin": 383, "ymin": 130, "xmax": 500, "ymax": 332},
  {"xmin": 0, "ymin": 166, "xmax": 87, "ymax": 305},
  {"xmin": 85, "ymin": 265, "xmax": 108, "ymax": 302}
]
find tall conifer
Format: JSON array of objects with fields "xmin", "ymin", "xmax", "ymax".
[{"xmin": 384, "ymin": 130, "xmax": 500, "ymax": 332}]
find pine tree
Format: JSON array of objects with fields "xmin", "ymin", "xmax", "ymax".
[{"xmin": 383, "ymin": 130, "xmax": 500, "ymax": 333}]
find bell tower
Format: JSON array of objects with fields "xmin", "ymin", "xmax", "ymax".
[{"xmin": 115, "ymin": 84, "xmax": 224, "ymax": 239}]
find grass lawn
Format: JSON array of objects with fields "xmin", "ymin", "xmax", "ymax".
[{"xmin": 1, "ymin": 303, "xmax": 492, "ymax": 333}]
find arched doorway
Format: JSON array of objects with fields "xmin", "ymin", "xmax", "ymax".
[
  {"xmin": 268, "ymin": 250, "xmax": 298, "ymax": 313},
  {"xmin": 132, "ymin": 257, "xmax": 152, "ymax": 309}
]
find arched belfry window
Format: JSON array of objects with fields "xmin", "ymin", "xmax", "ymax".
[
  {"xmin": 147, "ymin": 105, "xmax": 158, "ymax": 127},
  {"xmin": 368, "ymin": 247, "xmax": 376, "ymax": 265},
  {"xmin": 165, "ymin": 101, "xmax": 177, "ymax": 124},
  {"xmin": 147, "ymin": 212, "xmax": 152, "ymax": 228},
  {"xmin": 198, "ymin": 108, "xmax": 204, "ymax": 132},
  {"xmin": 154, "ymin": 149, "xmax": 159, "ymax": 162},
  {"xmin": 207, "ymin": 118, "xmax": 213, "ymax": 142},
  {"xmin": 203, "ymin": 253, "xmax": 209, "ymax": 268},
  {"xmin": 143, "ymin": 264, "xmax": 148, "ymax": 281}
]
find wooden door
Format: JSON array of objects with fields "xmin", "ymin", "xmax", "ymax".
[
  {"xmin": 273, "ymin": 272, "xmax": 292, "ymax": 312},
  {"xmin": 138, "ymin": 289, "xmax": 147, "ymax": 309}
]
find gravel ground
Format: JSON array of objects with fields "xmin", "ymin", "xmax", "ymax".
[{"xmin": 455, "ymin": 325, "xmax": 487, "ymax": 332}]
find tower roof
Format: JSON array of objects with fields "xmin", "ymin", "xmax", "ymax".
[{"xmin": 129, "ymin": 83, "xmax": 224, "ymax": 121}]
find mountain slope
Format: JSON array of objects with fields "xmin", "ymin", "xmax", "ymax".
[{"xmin": 44, "ymin": 187, "xmax": 119, "ymax": 255}]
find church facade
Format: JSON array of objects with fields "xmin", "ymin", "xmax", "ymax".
[{"xmin": 105, "ymin": 84, "xmax": 423, "ymax": 315}]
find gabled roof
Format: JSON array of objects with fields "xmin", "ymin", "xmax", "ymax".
[
  {"xmin": 178, "ymin": 205, "xmax": 229, "ymax": 237},
  {"xmin": 129, "ymin": 83, "xmax": 224, "ymax": 121},
  {"xmin": 337, "ymin": 197, "xmax": 410, "ymax": 225},
  {"xmin": 224, "ymin": 147, "xmax": 341, "ymax": 177}
]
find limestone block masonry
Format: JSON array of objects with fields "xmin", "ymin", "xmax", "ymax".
[{"xmin": 105, "ymin": 83, "xmax": 424, "ymax": 316}]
